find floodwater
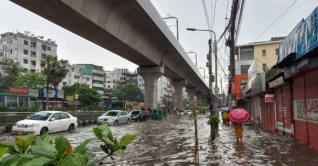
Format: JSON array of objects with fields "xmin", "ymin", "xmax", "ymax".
[{"xmin": 1, "ymin": 114, "xmax": 318, "ymax": 166}]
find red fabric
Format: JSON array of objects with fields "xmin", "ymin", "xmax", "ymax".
[{"xmin": 229, "ymin": 109, "xmax": 250, "ymax": 123}]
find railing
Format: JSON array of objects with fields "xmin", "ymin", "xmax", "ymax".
[{"xmin": 0, "ymin": 111, "xmax": 106, "ymax": 126}]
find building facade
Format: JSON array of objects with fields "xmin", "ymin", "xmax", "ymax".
[
  {"xmin": 104, "ymin": 77, "xmax": 122, "ymax": 90},
  {"xmin": 0, "ymin": 32, "xmax": 58, "ymax": 73},
  {"xmin": 58, "ymin": 65, "xmax": 92, "ymax": 89},
  {"xmin": 75, "ymin": 64, "xmax": 104, "ymax": 94},
  {"xmin": 234, "ymin": 37, "xmax": 284, "ymax": 100}
]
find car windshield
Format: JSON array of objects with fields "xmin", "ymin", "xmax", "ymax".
[
  {"xmin": 178, "ymin": 110, "xmax": 184, "ymax": 112},
  {"xmin": 27, "ymin": 112, "xmax": 52, "ymax": 121},
  {"xmin": 105, "ymin": 111, "xmax": 118, "ymax": 116},
  {"xmin": 131, "ymin": 111, "xmax": 140, "ymax": 115}
]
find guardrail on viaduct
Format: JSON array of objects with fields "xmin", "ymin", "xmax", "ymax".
[{"xmin": 0, "ymin": 111, "xmax": 106, "ymax": 127}]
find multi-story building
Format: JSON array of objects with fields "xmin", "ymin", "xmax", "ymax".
[
  {"xmin": 108, "ymin": 68, "xmax": 138, "ymax": 85},
  {"xmin": 75, "ymin": 64, "xmax": 105, "ymax": 94},
  {"xmin": 0, "ymin": 31, "xmax": 57, "ymax": 73},
  {"xmin": 234, "ymin": 37, "xmax": 285, "ymax": 100},
  {"xmin": 58, "ymin": 65, "xmax": 92, "ymax": 89},
  {"xmin": 104, "ymin": 77, "xmax": 122, "ymax": 90},
  {"xmin": 156, "ymin": 76, "xmax": 172, "ymax": 107},
  {"xmin": 137, "ymin": 75, "xmax": 145, "ymax": 94}
]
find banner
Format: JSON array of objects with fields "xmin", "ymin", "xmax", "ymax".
[
  {"xmin": 40, "ymin": 88, "xmax": 64, "ymax": 98},
  {"xmin": 9, "ymin": 87, "xmax": 29, "ymax": 95}
]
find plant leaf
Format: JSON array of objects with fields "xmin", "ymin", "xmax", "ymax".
[
  {"xmin": 0, "ymin": 155, "xmax": 19, "ymax": 166},
  {"xmin": 32, "ymin": 140, "xmax": 57, "ymax": 154},
  {"xmin": 93, "ymin": 128, "xmax": 114, "ymax": 150},
  {"xmin": 74, "ymin": 138, "xmax": 96, "ymax": 154},
  {"xmin": 23, "ymin": 156, "xmax": 56, "ymax": 166},
  {"xmin": 0, "ymin": 142, "xmax": 21, "ymax": 154},
  {"xmin": 100, "ymin": 145, "xmax": 109, "ymax": 154},
  {"xmin": 58, "ymin": 153, "xmax": 87, "ymax": 166},
  {"xmin": 15, "ymin": 135, "xmax": 36, "ymax": 153},
  {"xmin": 39, "ymin": 133, "xmax": 53, "ymax": 144},
  {"xmin": 85, "ymin": 152, "xmax": 96, "ymax": 160},
  {"xmin": 118, "ymin": 134, "xmax": 139, "ymax": 149},
  {"xmin": 94, "ymin": 124, "xmax": 114, "ymax": 141},
  {"xmin": 64, "ymin": 141, "xmax": 73, "ymax": 154},
  {"xmin": 0, "ymin": 147, "xmax": 8, "ymax": 158},
  {"xmin": 31, "ymin": 145, "xmax": 56, "ymax": 159},
  {"xmin": 118, "ymin": 148, "xmax": 125, "ymax": 155},
  {"xmin": 55, "ymin": 135, "xmax": 69, "ymax": 159}
]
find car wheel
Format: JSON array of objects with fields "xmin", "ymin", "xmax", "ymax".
[
  {"xmin": 40, "ymin": 127, "xmax": 48, "ymax": 135},
  {"xmin": 114, "ymin": 120, "xmax": 118, "ymax": 126},
  {"xmin": 137, "ymin": 118, "xmax": 140, "ymax": 122},
  {"xmin": 68, "ymin": 124, "xmax": 75, "ymax": 131},
  {"xmin": 127, "ymin": 119, "xmax": 130, "ymax": 124}
]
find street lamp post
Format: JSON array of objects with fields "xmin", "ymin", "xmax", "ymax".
[
  {"xmin": 163, "ymin": 15, "xmax": 179, "ymax": 41},
  {"xmin": 187, "ymin": 28, "xmax": 218, "ymax": 115},
  {"xmin": 197, "ymin": 67, "xmax": 206, "ymax": 79},
  {"xmin": 187, "ymin": 51, "xmax": 197, "ymax": 67}
]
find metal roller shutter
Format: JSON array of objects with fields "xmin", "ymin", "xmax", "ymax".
[
  {"xmin": 282, "ymin": 84, "xmax": 293, "ymax": 135},
  {"xmin": 275, "ymin": 87, "xmax": 284, "ymax": 132},
  {"xmin": 305, "ymin": 69, "xmax": 318, "ymax": 150},
  {"xmin": 269, "ymin": 102, "xmax": 276, "ymax": 131},
  {"xmin": 292, "ymin": 75, "xmax": 308, "ymax": 145}
]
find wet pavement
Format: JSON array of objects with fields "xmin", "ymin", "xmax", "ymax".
[{"xmin": 1, "ymin": 114, "xmax": 318, "ymax": 165}]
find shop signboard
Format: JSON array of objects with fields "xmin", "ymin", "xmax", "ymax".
[
  {"xmin": 9, "ymin": 87, "xmax": 29, "ymax": 95},
  {"xmin": 28, "ymin": 89, "xmax": 39, "ymax": 97},
  {"xmin": 284, "ymin": 58, "xmax": 310, "ymax": 78},
  {"xmin": 250, "ymin": 73, "xmax": 266, "ymax": 96},
  {"xmin": 296, "ymin": 7, "xmax": 318, "ymax": 59},
  {"xmin": 66, "ymin": 95, "xmax": 74, "ymax": 101},
  {"xmin": 269, "ymin": 76, "xmax": 284, "ymax": 88},
  {"xmin": 265, "ymin": 94, "xmax": 274, "ymax": 102},
  {"xmin": 40, "ymin": 88, "xmax": 64, "ymax": 98},
  {"xmin": 278, "ymin": 19, "xmax": 304, "ymax": 64}
]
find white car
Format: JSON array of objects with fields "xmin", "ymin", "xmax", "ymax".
[
  {"xmin": 97, "ymin": 110, "xmax": 131, "ymax": 126},
  {"xmin": 12, "ymin": 111, "xmax": 78, "ymax": 135},
  {"xmin": 177, "ymin": 110, "xmax": 185, "ymax": 115},
  {"xmin": 185, "ymin": 110, "xmax": 192, "ymax": 115}
]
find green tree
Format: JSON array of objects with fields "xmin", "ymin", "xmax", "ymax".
[
  {"xmin": 41, "ymin": 55, "xmax": 69, "ymax": 89},
  {"xmin": 112, "ymin": 83, "xmax": 144, "ymax": 102},
  {"xmin": 0, "ymin": 58, "xmax": 21, "ymax": 92},
  {"xmin": 63, "ymin": 83, "xmax": 101, "ymax": 106},
  {"xmin": 13, "ymin": 72, "xmax": 46, "ymax": 89}
]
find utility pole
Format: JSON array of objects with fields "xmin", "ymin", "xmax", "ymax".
[
  {"xmin": 213, "ymin": 39, "xmax": 219, "ymax": 114},
  {"xmin": 163, "ymin": 15, "xmax": 179, "ymax": 41},
  {"xmin": 45, "ymin": 62, "xmax": 51, "ymax": 111},
  {"xmin": 229, "ymin": 0, "xmax": 239, "ymax": 107},
  {"xmin": 208, "ymin": 39, "xmax": 214, "ymax": 115}
]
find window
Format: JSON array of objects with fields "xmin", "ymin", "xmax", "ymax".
[
  {"xmin": 50, "ymin": 113, "xmax": 61, "ymax": 120},
  {"xmin": 71, "ymin": 68, "xmax": 75, "ymax": 72},
  {"xmin": 107, "ymin": 81, "xmax": 111, "ymax": 83},
  {"xmin": 86, "ymin": 77, "xmax": 90, "ymax": 81},
  {"xmin": 23, "ymin": 50, "xmax": 28, "ymax": 55},
  {"xmin": 0, "ymin": 96, "xmax": 4, "ymax": 105},
  {"xmin": 241, "ymin": 79, "xmax": 247, "ymax": 84},
  {"xmin": 31, "ymin": 42, "xmax": 36, "ymax": 48},
  {"xmin": 30, "ymin": 69, "xmax": 36, "ymax": 72},
  {"xmin": 241, "ymin": 49, "xmax": 254, "ymax": 60},
  {"xmin": 276, "ymin": 48, "xmax": 279, "ymax": 55},
  {"xmin": 262, "ymin": 50, "xmax": 266, "ymax": 56},
  {"xmin": 31, "ymin": 51, "xmax": 36, "ymax": 57},
  {"xmin": 79, "ymin": 69, "xmax": 82, "ymax": 73},
  {"xmin": 31, "ymin": 60, "xmax": 36, "ymax": 66},
  {"xmin": 41, "ymin": 45, "xmax": 47, "ymax": 51},
  {"xmin": 263, "ymin": 63, "xmax": 267, "ymax": 72},
  {"xmin": 108, "ymin": 86, "xmax": 110, "ymax": 88},
  {"xmin": 7, "ymin": 96, "xmax": 17, "ymax": 108},
  {"xmin": 47, "ymin": 46, "xmax": 51, "ymax": 51},
  {"xmin": 241, "ymin": 65, "xmax": 251, "ymax": 74},
  {"xmin": 63, "ymin": 82, "xmax": 67, "ymax": 86},
  {"xmin": 60, "ymin": 113, "xmax": 70, "ymax": 119},
  {"xmin": 41, "ymin": 53, "xmax": 46, "ymax": 59},
  {"xmin": 10, "ymin": 49, "xmax": 12, "ymax": 54},
  {"xmin": 23, "ymin": 97, "xmax": 29, "ymax": 107},
  {"xmin": 74, "ymin": 75, "xmax": 80, "ymax": 79},
  {"xmin": 23, "ymin": 59, "xmax": 28, "ymax": 64},
  {"xmin": 24, "ymin": 40, "xmax": 29, "ymax": 45},
  {"xmin": 23, "ymin": 68, "xmax": 28, "ymax": 73}
]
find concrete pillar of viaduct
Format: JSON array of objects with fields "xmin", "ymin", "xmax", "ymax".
[
  {"xmin": 137, "ymin": 66, "xmax": 164, "ymax": 109},
  {"xmin": 186, "ymin": 88, "xmax": 196, "ymax": 102},
  {"xmin": 195, "ymin": 91, "xmax": 203, "ymax": 103},
  {"xmin": 171, "ymin": 80, "xmax": 187, "ymax": 110}
]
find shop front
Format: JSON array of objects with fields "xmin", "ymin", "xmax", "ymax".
[{"xmin": 249, "ymin": 72, "xmax": 266, "ymax": 125}]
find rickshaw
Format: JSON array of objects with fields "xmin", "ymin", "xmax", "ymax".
[{"xmin": 152, "ymin": 109, "xmax": 163, "ymax": 120}]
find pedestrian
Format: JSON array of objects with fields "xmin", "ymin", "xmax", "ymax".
[
  {"xmin": 163, "ymin": 109, "xmax": 166, "ymax": 118},
  {"xmin": 233, "ymin": 122, "xmax": 243, "ymax": 143},
  {"xmin": 222, "ymin": 110, "xmax": 229, "ymax": 123}
]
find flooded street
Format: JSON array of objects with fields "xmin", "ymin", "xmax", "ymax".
[{"xmin": 1, "ymin": 115, "xmax": 318, "ymax": 165}]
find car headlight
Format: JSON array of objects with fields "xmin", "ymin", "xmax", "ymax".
[
  {"xmin": 28, "ymin": 124, "xmax": 39, "ymax": 128},
  {"xmin": 108, "ymin": 118, "xmax": 115, "ymax": 122}
]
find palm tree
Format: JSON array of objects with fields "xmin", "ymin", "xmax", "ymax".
[
  {"xmin": 41, "ymin": 55, "xmax": 69, "ymax": 110},
  {"xmin": 0, "ymin": 58, "xmax": 20, "ymax": 76}
]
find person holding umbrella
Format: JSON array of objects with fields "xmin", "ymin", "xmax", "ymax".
[{"xmin": 228, "ymin": 108, "xmax": 250, "ymax": 143}]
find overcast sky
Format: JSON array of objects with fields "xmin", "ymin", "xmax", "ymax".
[{"xmin": 1, "ymin": 0, "xmax": 317, "ymax": 91}]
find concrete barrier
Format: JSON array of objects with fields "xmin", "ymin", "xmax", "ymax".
[
  {"xmin": 0, "ymin": 126, "xmax": 6, "ymax": 134},
  {"xmin": 78, "ymin": 120, "xmax": 84, "ymax": 126},
  {"xmin": 84, "ymin": 120, "xmax": 90, "ymax": 126}
]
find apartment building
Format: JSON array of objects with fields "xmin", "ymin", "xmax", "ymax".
[
  {"xmin": 104, "ymin": 77, "xmax": 122, "ymax": 90},
  {"xmin": 75, "ymin": 64, "xmax": 104, "ymax": 94},
  {"xmin": 0, "ymin": 31, "xmax": 57, "ymax": 73},
  {"xmin": 234, "ymin": 37, "xmax": 285, "ymax": 99},
  {"xmin": 58, "ymin": 65, "xmax": 92, "ymax": 89}
]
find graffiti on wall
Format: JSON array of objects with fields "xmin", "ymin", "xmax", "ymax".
[
  {"xmin": 293, "ymin": 100, "xmax": 306, "ymax": 121},
  {"xmin": 306, "ymin": 99, "xmax": 318, "ymax": 122}
]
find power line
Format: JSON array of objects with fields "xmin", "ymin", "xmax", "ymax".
[
  {"xmin": 201, "ymin": 0, "xmax": 213, "ymax": 39},
  {"xmin": 254, "ymin": 0, "xmax": 298, "ymax": 42},
  {"xmin": 211, "ymin": 0, "xmax": 218, "ymax": 31}
]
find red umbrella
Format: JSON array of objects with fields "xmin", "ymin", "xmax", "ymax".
[{"xmin": 229, "ymin": 109, "xmax": 250, "ymax": 123}]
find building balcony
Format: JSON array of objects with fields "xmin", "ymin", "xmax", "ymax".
[
  {"xmin": 93, "ymin": 69, "xmax": 104, "ymax": 74},
  {"xmin": 93, "ymin": 83, "xmax": 104, "ymax": 88},
  {"xmin": 93, "ymin": 76, "xmax": 104, "ymax": 81}
]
